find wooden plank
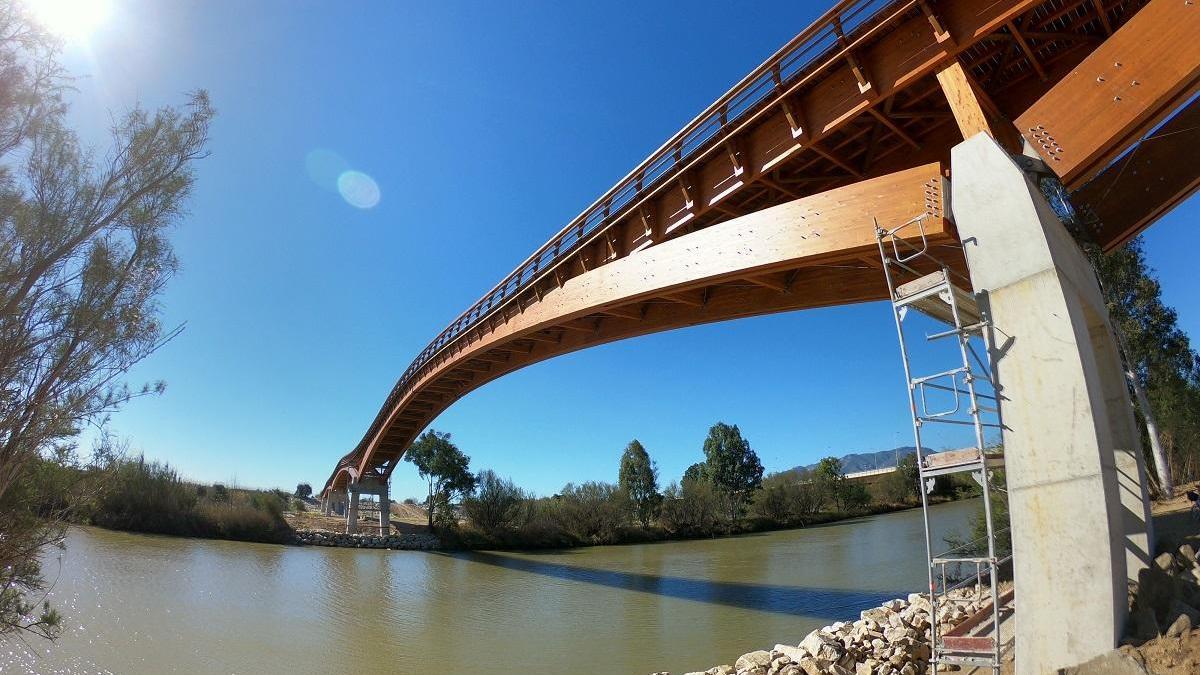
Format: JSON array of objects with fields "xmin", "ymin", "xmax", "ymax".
[
  {"xmin": 1016, "ymin": 0, "xmax": 1200, "ymax": 188},
  {"xmin": 936, "ymin": 60, "xmax": 1010, "ymax": 145},
  {"xmin": 1072, "ymin": 97, "xmax": 1200, "ymax": 251},
  {"xmin": 944, "ymin": 588, "xmax": 1016, "ymax": 637},
  {"xmin": 942, "ymin": 636, "xmax": 995, "ymax": 653}
]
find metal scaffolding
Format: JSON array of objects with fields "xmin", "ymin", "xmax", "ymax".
[{"xmin": 875, "ymin": 215, "xmax": 1013, "ymax": 674}]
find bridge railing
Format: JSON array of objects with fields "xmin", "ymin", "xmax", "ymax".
[{"xmin": 340, "ymin": 0, "xmax": 910, "ymax": 476}]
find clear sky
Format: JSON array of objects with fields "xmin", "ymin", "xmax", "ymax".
[{"xmin": 50, "ymin": 1, "xmax": 1199, "ymax": 501}]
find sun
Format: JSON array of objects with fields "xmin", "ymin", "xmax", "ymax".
[{"xmin": 28, "ymin": 0, "xmax": 113, "ymax": 41}]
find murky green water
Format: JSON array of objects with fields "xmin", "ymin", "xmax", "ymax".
[{"xmin": 1, "ymin": 500, "xmax": 978, "ymax": 674}]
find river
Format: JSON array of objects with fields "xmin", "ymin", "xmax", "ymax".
[{"xmin": 1, "ymin": 499, "xmax": 978, "ymax": 674}]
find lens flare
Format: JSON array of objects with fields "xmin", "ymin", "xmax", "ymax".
[
  {"xmin": 29, "ymin": 0, "xmax": 112, "ymax": 41},
  {"xmin": 337, "ymin": 170, "xmax": 381, "ymax": 209},
  {"xmin": 304, "ymin": 148, "xmax": 348, "ymax": 191}
]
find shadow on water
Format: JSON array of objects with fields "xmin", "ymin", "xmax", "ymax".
[{"xmin": 441, "ymin": 550, "xmax": 906, "ymax": 620}]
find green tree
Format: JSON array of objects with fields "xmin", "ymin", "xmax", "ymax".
[
  {"xmin": 839, "ymin": 481, "xmax": 872, "ymax": 513},
  {"xmin": 750, "ymin": 470, "xmax": 822, "ymax": 526},
  {"xmin": 682, "ymin": 462, "xmax": 709, "ymax": 484},
  {"xmin": 880, "ymin": 453, "xmax": 919, "ymax": 504},
  {"xmin": 1086, "ymin": 238, "xmax": 1200, "ymax": 488},
  {"xmin": 813, "ymin": 456, "xmax": 845, "ymax": 511},
  {"xmin": 702, "ymin": 422, "xmax": 764, "ymax": 521},
  {"xmin": 0, "ymin": 3, "xmax": 213, "ymax": 640},
  {"xmin": 659, "ymin": 478, "xmax": 722, "ymax": 536},
  {"xmin": 557, "ymin": 481, "xmax": 630, "ymax": 544},
  {"xmin": 294, "ymin": 483, "xmax": 312, "ymax": 499},
  {"xmin": 618, "ymin": 439, "xmax": 661, "ymax": 527},
  {"xmin": 405, "ymin": 430, "xmax": 477, "ymax": 529},
  {"xmin": 463, "ymin": 469, "xmax": 528, "ymax": 534}
]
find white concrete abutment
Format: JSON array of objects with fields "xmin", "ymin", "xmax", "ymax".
[{"xmin": 950, "ymin": 133, "xmax": 1153, "ymax": 672}]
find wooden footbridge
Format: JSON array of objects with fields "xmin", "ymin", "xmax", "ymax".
[{"xmin": 323, "ymin": 0, "xmax": 1198, "ymax": 497}]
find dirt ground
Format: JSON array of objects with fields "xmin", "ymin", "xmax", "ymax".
[
  {"xmin": 1114, "ymin": 480, "xmax": 1200, "ymax": 674},
  {"xmin": 284, "ymin": 501, "xmax": 430, "ymax": 534},
  {"xmin": 976, "ymin": 482, "xmax": 1200, "ymax": 674}
]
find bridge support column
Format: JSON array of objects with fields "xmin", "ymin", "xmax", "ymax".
[
  {"xmin": 378, "ymin": 484, "xmax": 390, "ymax": 535},
  {"xmin": 346, "ymin": 488, "xmax": 360, "ymax": 535},
  {"xmin": 950, "ymin": 133, "xmax": 1153, "ymax": 672}
]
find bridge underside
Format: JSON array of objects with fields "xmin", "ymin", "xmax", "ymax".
[
  {"xmin": 329, "ymin": 165, "xmax": 958, "ymax": 491},
  {"xmin": 325, "ymin": 0, "xmax": 1200, "ymax": 495}
]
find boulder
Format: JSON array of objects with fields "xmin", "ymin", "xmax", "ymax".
[
  {"xmin": 735, "ymin": 650, "xmax": 772, "ymax": 672},
  {"xmin": 793, "ymin": 657, "xmax": 822, "ymax": 675},
  {"xmin": 1165, "ymin": 611, "xmax": 1192, "ymax": 638},
  {"xmin": 1129, "ymin": 605, "xmax": 1160, "ymax": 641},
  {"xmin": 798, "ymin": 631, "xmax": 840, "ymax": 664},
  {"xmin": 772, "ymin": 645, "xmax": 806, "ymax": 663},
  {"xmin": 861, "ymin": 607, "xmax": 892, "ymax": 624},
  {"xmin": 1059, "ymin": 650, "xmax": 1149, "ymax": 674},
  {"xmin": 1179, "ymin": 543, "xmax": 1197, "ymax": 564},
  {"xmin": 1170, "ymin": 598, "xmax": 1200, "ymax": 624}
]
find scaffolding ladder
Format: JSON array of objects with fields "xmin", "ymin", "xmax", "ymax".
[{"xmin": 875, "ymin": 215, "xmax": 1013, "ymax": 674}]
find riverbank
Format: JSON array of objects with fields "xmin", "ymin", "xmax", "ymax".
[
  {"xmin": 650, "ymin": 585, "xmax": 1002, "ymax": 675},
  {"xmin": 288, "ymin": 490, "xmax": 976, "ymax": 554},
  {"xmin": 655, "ymin": 485, "xmax": 1200, "ymax": 675}
]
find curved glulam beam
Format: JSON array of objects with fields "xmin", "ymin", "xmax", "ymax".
[{"xmin": 325, "ymin": 163, "xmax": 953, "ymax": 494}]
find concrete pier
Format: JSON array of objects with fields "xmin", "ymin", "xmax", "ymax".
[{"xmin": 950, "ymin": 133, "xmax": 1153, "ymax": 672}]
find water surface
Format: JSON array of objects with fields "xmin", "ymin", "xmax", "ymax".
[{"xmin": 1, "ymin": 499, "xmax": 977, "ymax": 674}]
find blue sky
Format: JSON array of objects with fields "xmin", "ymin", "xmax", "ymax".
[{"xmin": 54, "ymin": 1, "xmax": 1199, "ymax": 500}]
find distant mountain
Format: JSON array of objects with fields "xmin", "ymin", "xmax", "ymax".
[{"xmin": 794, "ymin": 446, "xmax": 917, "ymax": 474}]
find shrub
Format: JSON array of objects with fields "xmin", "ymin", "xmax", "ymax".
[
  {"xmin": 659, "ymin": 479, "xmax": 723, "ymax": 536},
  {"xmin": 750, "ymin": 470, "xmax": 822, "ymax": 526},
  {"xmin": 464, "ymin": 470, "xmax": 528, "ymax": 534},
  {"xmin": 86, "ymin": 458, "xmax": 292, "ymax": 544},
  {"xmin": 557, "ymin": 482, "xmax": 631, "ymax": 544},
  {"xmin": 192, "ymin": 501, "xmax": 292, "ymax": 544},
  {"xmin": 91, "ymin": 457, "xmax": 199, "ymax": 535}
]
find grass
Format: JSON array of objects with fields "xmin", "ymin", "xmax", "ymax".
[{"xmin": 83, "ymin": 457, "xmax": 294, "ymax": 544}]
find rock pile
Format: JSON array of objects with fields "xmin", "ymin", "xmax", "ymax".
[
  {"xmin": 653, "ymin": 590, "xmax": 991, "ymax": 675},
  {"xmin": 294, "ymin": 529, "xmax": 440, "ymax": 550},
  {"xmin": 1127, "ymin": 543, "xmax": 1200, "ymax": 642}
]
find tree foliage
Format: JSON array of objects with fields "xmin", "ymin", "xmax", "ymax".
[
  {"xmin": 1088, "ymin": 239, "xmax": 1200, "ymax": 485},
  {"xmin": 618, "ymin": 439, "xmax": 660, "ymax": 527},
  {"xmin": 701, "ymin": 422, "xmax": 763, "ymax": 521},
  {"xmin": 0, "ymin": 2, "xmax": 212, "ymax": 640},
  {"xmin": 880, "ymin": 452, "xmax": 920, "ymax": 504},
  {"xmin": 463, "ymin": 469, "xmax": 527, "ymax": 534},
  {"xmin": 750, "ymin": 470, "xmax": 822, "ymax": 526},
  {"xmin": 812, "ymin": 456, "xmax": 845, "ymax": 510},
  {"xmin": 659, "ymin": 478, "xmax": 722, "ymax": 536},
  {"xmin": 404, "ymin": 429, "xmax": 476, "ymax": 529},
  {"xmin": 557, "ymin": 481, "xmax": 630, "ymax": 544},
  {"xmin": 294, "ymin": 482, "xmax": 312, "ymax": 499},
  {"xmin": 682, "ymin": 461, "xmax": 708, "ymax": 484}
]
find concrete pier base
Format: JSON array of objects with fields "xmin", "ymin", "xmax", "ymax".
[
  {"xmin": 345, "ymin": 476, "xmax": 390, "ymax": 535},
  {"xmin": 346, "ymin": 490, "xmax": 360, "ymax": 534},
  {"xmin": 950, "ymin": 133, "xmax": 1153, "ymax": 673}
]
